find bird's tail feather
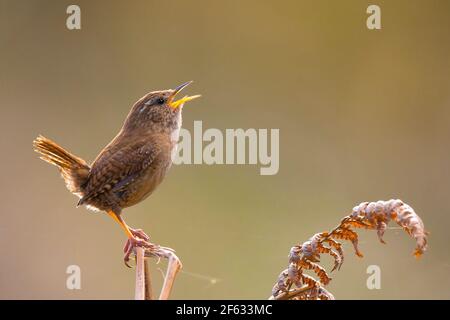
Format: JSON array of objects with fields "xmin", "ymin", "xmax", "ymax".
[{"xmin": 33, "ymin": 135, "xmax": 90, "ymax": 196}]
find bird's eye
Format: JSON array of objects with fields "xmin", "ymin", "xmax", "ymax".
[{"xmin": 157, "ymin": 98, "xmax": 165, "ymax": 105}]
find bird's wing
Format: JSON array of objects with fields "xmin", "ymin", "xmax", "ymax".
[{"xmin": 79, "ymin": 137, "xmax": 164, "ymax": 206}]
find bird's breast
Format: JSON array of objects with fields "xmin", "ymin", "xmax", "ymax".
[{"xmin": 169, "ymin": 114, "xmax": 182, "ymax": 162}]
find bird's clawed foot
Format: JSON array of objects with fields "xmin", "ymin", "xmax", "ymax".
[
  {"xmin": 123, "ymin": 228, "xmax": 153, "ymax": 268},
  {"xmin": 130, "ymin": 228, "xmax": 150, "ymax": 241}
]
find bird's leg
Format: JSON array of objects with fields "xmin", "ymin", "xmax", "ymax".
[{"xmin": 107, "ymin": 211, "xmax": 152, "ymax": 267}]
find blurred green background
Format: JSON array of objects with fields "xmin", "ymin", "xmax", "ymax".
[{"xmin": 1, "ymin": 0, "xmax": 449, "ymax": 299}]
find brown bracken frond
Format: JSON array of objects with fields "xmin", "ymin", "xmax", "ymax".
[{"xmin": 270, "ymin": 199, "xmax": 428, "ymax": 300}]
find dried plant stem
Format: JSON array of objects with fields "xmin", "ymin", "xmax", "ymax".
[
  {"xmin": 158, "ymin": 250, "xmax": 183, "ymax": 300},
  {"xmin": 134, "ymin": 244, "xmax": 182, "ymax": 300},
  {"xmin": 144, "ymin": 259, "xmax": 154, "ymax": 300},
  {"xmin": 130, "ymin": 244, "xmax": 182, "ymax": 300},
  {"xmin": 134, "ymin": 247, "xmax": 146, "ymax": 300},
  {"xmin": 269, "ymin": 285, "xmax": 314, "ymax": 300}
]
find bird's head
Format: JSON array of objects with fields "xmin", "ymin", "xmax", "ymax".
[{"xmin": 124, "ymin": 81, "xmax": 201, "ymax": 133}]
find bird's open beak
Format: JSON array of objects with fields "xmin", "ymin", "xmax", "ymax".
[{"xmin": 169, "ymin": 81, "xmax": 201, "ymax": 109}]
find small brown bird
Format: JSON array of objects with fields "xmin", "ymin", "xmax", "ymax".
[{"xmin": 33, "ymin": 81, "xmax": 200, "ymax": 266}]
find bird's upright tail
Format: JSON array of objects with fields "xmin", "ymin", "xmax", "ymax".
[{"xmin": 33, "ymin": 135, "xmax": 90, "ymax": 197}]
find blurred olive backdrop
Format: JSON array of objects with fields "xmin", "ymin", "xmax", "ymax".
[{"xmin": 1, "ymin": 0, "xmax": 449, "ymax": 299}]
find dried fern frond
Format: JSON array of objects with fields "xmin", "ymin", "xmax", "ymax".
[{"xmin": 270, "ymin": 199, "xmax": 428, "ymax": 300}]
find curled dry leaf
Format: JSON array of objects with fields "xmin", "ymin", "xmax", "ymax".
[{"xmin": 350, "ymin": 199, "xmax": 428, "ymax": 257}]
